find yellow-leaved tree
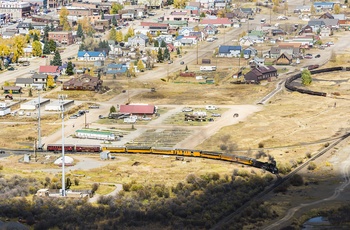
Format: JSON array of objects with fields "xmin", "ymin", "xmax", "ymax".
[
  {"xmin": 137, "ymin": 59, "xmax": 145, "ymax": 72},
  {"xmin": 46, "ymin": 75, "xmax": 55, "ymax": 88},
  {"xmin": 11, "ymin": 35, "xmax": 26, "ymax": 63},
  {"xmin": 116, "ymin": 31, "xmax": 123, "ymax": 42},
  {"xmin": 32, "ymin": 40, "xmax": 42, "ymax": 57},
  {"xmin": 77, "ymin": 17, "xmax": 95, "ymax": 35},
  {"xmin": 109, "ymin": 27, "xmax": 117, "ymax": 41},
  {"xmin": 59, "ymin": 7, "xmax": 71, "ymax": 31},
  {"xmin": 174, "ymin": 0, "xmax": 187, "ymax": 8},
  {"xmin": 128, "ymin": 63, "xmax": 135, "ymax": 77}
]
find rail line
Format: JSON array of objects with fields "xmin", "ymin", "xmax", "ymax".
[{"xmin": 211, "ymin": 132, "xmax": 350, "ymax": 230}]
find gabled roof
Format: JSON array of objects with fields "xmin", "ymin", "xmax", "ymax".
[
  {"xmin": 218, "ymin": 45, "xmax": 241, "ymax": 54},
  {"xmin": 77, "ymin": 51, "xmax": 106, "ymax": 58},
  {"xmin": 16, "ymin": 78, "xmax": 33, "ymax": 84},
  {"xmin": 200, "ymin": 18, "xmax": 232, "ymax": 25},
  {"xmin": 32, "ymin": 73, "xmax": 48, "ymax": 79},
  {"xmin": 120, "ymin": 104, "xmax": 155, "ymax": 114},
  {"xmin": 39, "ymin": 66, "xmax": 60, "ymax": 73}
]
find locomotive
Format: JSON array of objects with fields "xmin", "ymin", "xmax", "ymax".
[{"xmin": 46, "ymin": 144, "xmax": 278, "ymax": 174}]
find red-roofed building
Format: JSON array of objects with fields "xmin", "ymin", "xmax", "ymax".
[
  {"xmin": 39, "ymin": 66, "xmax": 61, "ymax": 76},
  {"xmin": 120, "ymin": 104, "xmax": 156, "ymax": 116},
  {"xmin": 200, "ymin": 18, "xmax": 233, "ymax": 27},
  {"xmin": 140, "ymin": 22, "xmax": 169, "ymax": 28}
]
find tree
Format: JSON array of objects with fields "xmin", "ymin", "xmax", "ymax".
[
  {"xmin": 46, "ymin": 75, "xmax": 55, "ymax": 88},
  {"xmin": 77, "ymin": 17, "xmax": 95, "ymax": 36},
  {"xmin": 12, "ymin": 35, "xmax": 26, "ymax": 63},
  {"xmin": 301, "ymin": 69, "xmax": 312, "ymax": 85},
  {"xmin": 311, "ymin": 5, "xmax": 316, "ymax": 14},
  {"xmin": 109, "ymin": 27, "xmax": 117, "ymax": 41},
  {"xmin": 48, "ymin": 39, "xmax": 56, "ymax": 53},
  {"xmin": 77, "ymin": 24, "xmax": 84, "ymax": 38},
  {"xmin": 33, "ymin": 33, "xmax": 39, "ymax": 42},
  {"xmin": 28, "ymin": 23, "xmax": 34, "ymax": 30},
  {"xmin": 185, "ymin": 65, "xmax": 188, "ymax": 71},
  {"xmin": 28, "ymin": 88, "xmax": 32, "ymax": 97},
  {"xmin": 146, "ymin": 32, "xmax": 153, "ymax": 44},
  {"xmin": 116, "ymin": 31, "xmax": 123, "ymax": 42},
  {"xmin": 163, "ymin": 47, "xmax": 170, "ymax": 60},
  {"xmin": 51, "ymin": 51, "xmax": 62, "ymax": 66},
  {"xmin": 66, "ymin": 61, "xmax": 74, "ymax": 75},
  {"xmin": 59, "ymin": 7, "xmax": 71, "ymax": 31},
  {"xmin": 160, "ymin": 40, "xmax": 166, "ymax": 47},
  {"xmin": 334, "ymin": 4, "xmax": 341, "ymax": 14},
  {"xmin": 157, "ymin": 48, "xmax": 163, "ymax": 62},
  {"xmin": 32, "ymin": 40, "xmax": 42, "ymax": 57},
  {"xmin": 44, "ymin": 24, "xmax": 50, "ymax": 41},
  {"xmin": 110, "ymin": 106, "xmax": 116, "ymax": 114},
  {"xmin": 200, "ymin": 12, "xmax": 206, "ymax": 18},
  {"xmin": 110, "ymin": 3, "xmax": 124, "ymax": 14},
  {"xmin": 129, "ymin": 63, "xmax": 135, "ymax": 77},
  {"xmin": 217, "ymin": 9, "xmax": 226, "ymax": 18},
  {"xmin": 156, "ymin": 31, "xmax": 161, "ymax": 37},
  {"xmin": 174, "ymin": 0, "xmax": 187, "ymax": 8},
  {"xmin": 154, "ymin": 40, "xmax": 159, "ymax": 47},
  {"xmin": 100, "ymin": 11, "xmax": 105, "ymax": 20},
  {"xmin": 50, "ymin": 22, "xmax": 55, "ymax": 31},
  {"xmin": 137, "ymin": 59, "xmax": 145, "ymax": 72},
  {"xmin": 111, "ymin": 17, "xmax": 117, "ymax": 27}
]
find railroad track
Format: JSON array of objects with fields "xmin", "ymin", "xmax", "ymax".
[{"xmin": 211, "ymin": 132, "xmax": 350, "ymax": 230}]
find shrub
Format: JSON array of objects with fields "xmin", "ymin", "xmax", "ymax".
[
  {"xmin": 306, "ymin": 152, "xmax": 312, "ymax": 159},
  {"xmin": 0, "ymin": 165, "xmax": 3, "ymax": 170},
  {"xmin": 258, "ymin": 142, "xmax": 264, "ymax": 148},
  {"xmin": 91, "ymin": 183, "xmax": 99, "ymax": 194},
  {"xmin": 123, "ymin": 183, "xmax": 131, "ymax": 192},
  {"xmin": 74, "ymin": 178, "xmax": 79, "ymax": 186},
  {"xmin": 290, "ymin": 174, "xmax": 304, "ymax": 186},
  {"xmin": 308, "ymin": 162, "xmax": 317, "ymax": 171}
]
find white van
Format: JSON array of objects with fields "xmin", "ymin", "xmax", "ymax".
[
  {"xmin": 18, "ymin": 110, "xmax": 24, "ymax": 116},
  {"xmin": 206, "ymin": 105, "xmax": 217, "ymax": 110}
]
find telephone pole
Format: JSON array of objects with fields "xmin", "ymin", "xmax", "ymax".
[
  {"xmin": 37, "ymin": 89, "xmax": 41, "ymax": 150},
  {"xmin": 59, "ymin": 95, "xmax": 66, "ymax": 197}
]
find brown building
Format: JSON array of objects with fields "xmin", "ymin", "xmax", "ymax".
[
  {"xmin": 275, "ymin": 53, "xmax": 292, "ymax": 65},
  {"xmin": 57, "ymin": 6, "xmax": 93, "ymax": 17},
  {"xmin": 62, "ymin": 74, "xmax": 103, "ymax": 91},
  {"xmin": 94, "ymin": 20, "xmax": 110, "ymax": 32},
  {"xmin": 48, "ymin": 31, "xmax": 74, "ymax": 45},
  {"xmin": 244, "ymin": 66, "xmax": 278, "ymax": 84}
]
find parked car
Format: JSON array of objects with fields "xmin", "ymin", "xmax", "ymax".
[
  {"xmin": 29, "ymin": 70, "xmax": 36, "ymax": 74},
  {"xmin": 308, "ymin": 64, "xmax": 320, "ymax": 70},
  {"xmin": 8, "ymin": 67, "xmax": 15, "ymax": 71},
  {"xmin": 211, "ymin": 113, "xmax": 221, "ymax": 117},
  {"xmin": 69, "ymin": 115, "xmax": 78, "ymax": 119},
  {"xmin": 89, "ymin": 105, "xmax": 100, "ymax": 109},
  {"xmin": 180, "ymin": 61, "xmax": 184, "ymax": 65},
  {"xmin": 315, "ymin": 54, "xmax": 321, "ymax": 58}
]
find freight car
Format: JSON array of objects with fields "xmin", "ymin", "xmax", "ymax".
[{"xmin": 47, "ymin": 144, "xmax": 278, "ymax": 174}]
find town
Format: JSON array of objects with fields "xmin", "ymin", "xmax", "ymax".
[{"xmin": 0, "ymin": 0, "xmax": 350, "ymax": 229}]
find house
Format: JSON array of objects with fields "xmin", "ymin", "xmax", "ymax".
[
  {"xmin": 320, "ymin": 27, "xmax": 331, "ymax": 37},
  {"xmin": 249, "ymin": 57, "xmax": 265, "ymax": 68},
  {"xmin": 128, "ymin": 34, "xmax": 149, "ymax": 49},
  {"xmin": 313, "ymin": 2, "xmax": 335, "ymax": 11},
  {"xmin": 77, "ymin": 51, "xmax": 107, "ymax": 62},
  {"xmin": 0, "ymin": 103, "xmax": 10, "ymax": 117},
  {"xmin": 3, "ymin": 86, "xmax": 22, "ymax": 94},
  {"xmin": 119, "ymin": 104, "xmax": 156, "ymax": 116},
  {"xmin": 179, "ymin": 27, "xmax": 194, "ymax": 36},
  {"xmin": 271, "ymin": 29, "xmax": 286, "ymax": 36},
  {"xmin": 203, "ymin": 24, "xmax": 218, "ymax": 35},
  {"xmin": 38, "ymin": 66, "xmax": 60, "ymax": 76},
  {"xmin": 298, "ymin": 25, "xmax": 313, "ymax": 35},
  {"xmin": 62, "ymin": 74, "xmax": 102, "ymax": 91},
  {"xmin": 105, "ymin": 63, "xmax": 128, "ymax": 75},
  {"xmin": 240, "ymin": 36, "xmax": 264, "ymax": 46},
  {"xmin": 295, "ymin": 5, "xmax": 311, "ymax": 13},
  {"xmin": 249, "ymin": 30, "xmax": 265, "ymax": 38},
  {"xmin": 319, "ymin": 12, "xmax": 334, "ymax": 19},
  {"xmin": 218, "ymin": 45, "xmax": 242, "ymax": 57},
  {"xmin": 2, "ymin": 31, "xmax": 16, "ymax": 39},
  {"xmin": 275, "ymin": 53, "xmax": 292, "ymax": 65},
  {"xmin": 32, "ymin": 73, "xmax": 48, "ymax": 89},
  {"xmin": 244, "ymin": 66, "xmax": 278, "ymax": 83},
  {"xmin": 16, "ymin": 78, "xmax": 33, "ymax": 88},
  {"xmin": 48, "ymin": 31, "xmax": 74, "ymax": 45},
  {"xmin": 200, "ymin": 18, "xmax": 233, "ymax": 27},
  {"xmin": 308, "ymin": 19, "xmax": 339, "ymax": 32},
  {"xmin": 244, "ymin": 47, "xmax": 258, "ymax": 57}
]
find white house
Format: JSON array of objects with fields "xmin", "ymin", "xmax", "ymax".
[
  {"xmin": 0, "ymin": 103, "xmax": 10, "ymax": 116},
  {"xmin": 77, "ymin": 51, "xmax": 107, "ymax": 62}
]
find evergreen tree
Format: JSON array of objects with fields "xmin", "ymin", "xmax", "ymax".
[
  {"xmin": 48, "ymin": 39, "xmax": 56, "ymax": 53},
  {"xmin": 157, "ymin": 48, "xmax": 163, "ymax": 62},
  {"xmin": 176, "ymin": 47, "xmax": 180, "ymax": 55},
  {"xmin": 28, "ymin": 88, "xmax": 32, "ymax": 97},
  {"xmin": 160, "ymin": 40, "xmax": 166, "ymax": 47},
  {"xmin": 101, "ymin": 11, "xmax": 105, "ymax": 20},
  {"xmin": 66, "ymin": 61, "xmax": 74, "ymax": 75},
  {"xmin": 163, "ymin": 47, "xmax": 170, "ymax": 60},
  {"xmin": 112, "ymin": 17, "xmax": 117, "ymax": 26},
  {"xmin": 33, "ymin": 33, "xmax": 39, "ymax": 42},
  {"xmin": 29, "ymin": 23, "xmax": 34, "ymax": 30},
  {"xmin": 154, "ymin": 40, "xmax": 159, "ymax": 47},
  {"xmin": 44, "ymin": 24, "xmax": 50, "ymax": 41},
  {"xmin": 185, "ymin": 65, "xmax": 188, "ymax": 71},
  {"xmin": 50, "ymin": 22, "xmax": 55, "ymax": 31},
  {"xmin": 301, "ymin": 69, "xmax": 312, "ymax": 85},
  {"xmin": 79, "ymin": 43, "xmax": 85, "ymax": 51},
  {"xmin": 43, "ymin": 41, "xmax": 50, "ymax": 54},
  {"xmin": 110, "ymin": 106, "xmax": 116, "ymax": 114},
  {"xmin": 113, "ymin": 74, "xmax": 116, "ymax": 79},
  {"xmin": 52, "ymin": 50, "xmax": 62, "ymax": 66},
  {"xmin": 77, "ymin": 24, "xmax": 84, "ymax": 38}
]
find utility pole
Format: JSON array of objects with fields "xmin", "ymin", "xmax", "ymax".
[
  {"xmin": 37, "ymin": 89, "xmax": 41, "ymax": 150},
  {"xmin": 59, "ymin": 95, "xmax": 66, "ymax": 197},
  {"xmin": 270, "ymin": 7, "xmax": 272, "ymax": 25}
]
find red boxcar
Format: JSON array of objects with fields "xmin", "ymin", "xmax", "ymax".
[
  {"xmin": 75, "ymin": 145, "xmax": 101, "ymax": 153},
  {"xmin": 47, "ymin": 144, "xmax": 75, "ymax": 152}
]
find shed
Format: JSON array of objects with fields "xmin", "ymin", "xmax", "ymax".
[
  {"xmin": 275, "ymin": 53, "xmax": 292, "ymax": 65},
  {"xmin": 20, "ymin": 98, "xmax": 50, "ymax": 110},
  {"xmin": 45, "ymin": 100, "xmax": 74, "ymax": 111},
  {"xmin": 75, "ymin": 129, "xmax": 116, "ymax": 141},
  {"xmin": 3, "ymin": 86, "xmax": 22, "ymax": 94},
  {"xmin": 100, "ymin": 151, "xmax": 111, "ymax": 160},
  {"xmin": 54, "ymin": 156, "xmax": 74, "ymax": 166},
  {"xmin": 120, "ymin": 104, "xmax": 156, "ymax": 115}
]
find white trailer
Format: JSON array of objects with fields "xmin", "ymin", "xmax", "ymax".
[{"xmin": 200, "ymin": 66, "xmax": 217, "ymax": 71}]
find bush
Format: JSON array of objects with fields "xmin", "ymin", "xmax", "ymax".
[
  {"xmin": 290, "ymin": 174, "xmax": 304, "ymax": 186},
  {"xmin": 74, "ymin": 178, "xmax": 79, "ymax": 186},
  {"xmin": 306, "ymin": 152, "xmax": 312, "ymax": 158},
  {"xmin": 0, "ymin": 165, "xmax": 3, "ymax": 170},
  {"xmin": 308, "ymin": 162, "xmax": 317, "ymax": 171},
  {"xmin": 91, "ymin": 183, "xmax": 99, "ymax": 194},
  {"xmin": 258, "ymin": 142, "xmax": 264, "ymax": 148}
]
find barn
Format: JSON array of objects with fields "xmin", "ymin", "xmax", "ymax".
[{"xmin": 119, "ymin": 104, "xmax": 156, "ymax": 117}]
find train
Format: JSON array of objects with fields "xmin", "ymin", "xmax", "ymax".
[{"xmin": 46, "ymin": 144, "xmax": 279, "ymax": 174}]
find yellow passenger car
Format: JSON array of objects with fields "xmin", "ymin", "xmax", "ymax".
[
  {"xmin": 151, "ymin": 147, "xmax": 176, "ymax": 155},
  {"xmin": 101, "ymin": 146, "xmax": 126, "ymax": 153}
]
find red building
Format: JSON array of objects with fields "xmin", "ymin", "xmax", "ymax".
[
  {"xmin": 48, "ymin": 31, "xmax": 74, "ymax": 45},
  {"xmin": 120, "ymin": 104, "xmax": 156, "ymax": 116}
]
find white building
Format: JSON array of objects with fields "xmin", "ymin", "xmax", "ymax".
[
  {"xmin": 0, "ymin": 102, "xmax": 10, "ymax": 116},
  {"xmin": 20, "ymin": 98, "xmax": 50, "ymax": 110},
  {"xmin": 0, "ymin": 1, "xmax": 31, "ymax": 19},
  {"xmin": 45, "ymin": 100, "xmax": 74, "ymax": 111}
]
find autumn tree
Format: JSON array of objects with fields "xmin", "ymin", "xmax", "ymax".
[
  {"xmin": 59, "ymin": 7, "xmax": 71, "ymax": 31},
  {"xmin": 29, "ymin": 29, "xmax": 41, "ymax": 42},
  {"xmin": 334, "ymin": 4, "xmax": 341, "ymax": 14},
  {"xmin": 32, "ymin": 40, "xmax": 42, "ymax": 56},
  {"xmin": 301, "ymin": 69, "xmax": 312, "ymax": 85},
  {"xmin": 109, "ymin": 27, "xmax": 117, "ymax": 41},
  {"xmin": 217, "ymin": 9, "xmax": 226, "ymax": 18},
  {"xmin": 110, "ymin": 3, "xmax": 123, "ymax": 14},
  {"xmin": 311, "ymin": 5, "xmax": 316, "ymax": 14},
  {"xmin": 46, "ymin": 75, "xmax": 55, "ymax": 88},
  {"xmin": 77, "ymin": 17, "xmax": 95, "ymax": 36},
  {"xmin": 66, "ymin": 61, "xmax": 74, "ymax": 75},
  {"xmin": 146, "ymin": 32, "xmax": 153, "ymax": 44},
  {"xmin": 137, "ymin": 59, "xmax": 145, "ymax": 72},
  {"xmin": 11, "ymin": 35, "xmax": 26, "ymax": 63},
  {"xmin": 116, "ymin": 31, "xmax": 123, "ymax": 42},
  {"xmin": 124, "ymin": 27, "xmax": 135, "ymax": 41},
  {"xmin": 128, "ymin": 63, "xmax": 135, "ymax": 77},
  {"xmin": 174, "ymin": 0, "xmax": 187, "ymax": 8},
  {"xmin": 51, "ymin": 50, "xmax": 62, "ymax": 66}
]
